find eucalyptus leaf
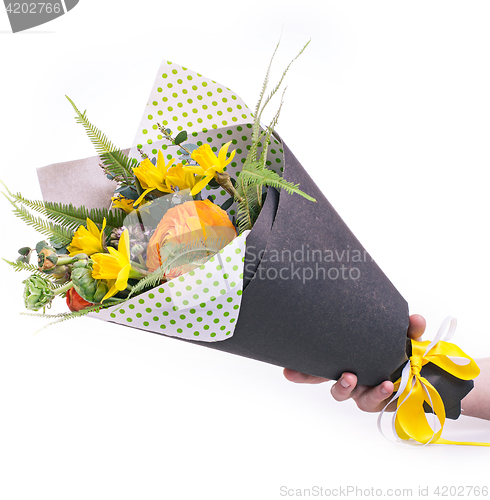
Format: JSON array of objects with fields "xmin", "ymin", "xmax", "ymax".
[
  {"xmin": 174, "ymin": 131, "xmax": 188, "ymax": 145},
  {"xmin": 220, "ymin": 197, "xmax": 234, "ymax": 211}
]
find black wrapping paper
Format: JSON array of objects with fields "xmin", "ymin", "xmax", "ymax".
[{"xmin": 187, "ymin": 142, "xmax": 474, "ymax": 418}]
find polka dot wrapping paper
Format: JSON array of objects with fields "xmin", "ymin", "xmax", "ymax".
[
  {"xmin": 128, "ymin": 60, "xmax": 284, "ymax": 214},
  {"xmin": 89, "ymin": 60, "xmax": 279, "ymax": 342},
  {"xmin": 92, "ymin": 230, "xmax": 249, "ymax": 342}
]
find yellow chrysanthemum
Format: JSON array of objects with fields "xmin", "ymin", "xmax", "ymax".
[
  {"xmin": 184, "ymin": 141, "xmax": 236, "ymax": 196},
  {"xmin": 67, "ymin": 218, "xmax": 106, "ymax": 257},
  {"xmin": 91, "ymin": 230, "xmax": 135, "ymax": 301},
  {"xmin": 133, "ymin": 150, "xmax": 176, "ymax": 207}
]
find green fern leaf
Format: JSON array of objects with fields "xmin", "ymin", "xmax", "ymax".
[
  {"xmin": 2, "ymin": 259, "xmax": 46, "ymax": 276},
  {"xmin": 240, "ymin": 164, "xmax": 316, "ymax": 202},
  {"xmin": 3, "ymin": 193, "xmax": 74, "ymax": 246},
  {"xmin": 66, "ymin": 96, "xmax": 136, "ymax": 185},
  {"xmin": 7, "ymin": 191, "xmax": 125, "ymax": 233},
  {"xmin": 21, "ymin": 298, "xmax": 125, "ymax": 329}
]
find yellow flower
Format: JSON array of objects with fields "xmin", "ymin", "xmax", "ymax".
[
  {"xmin": 111, "ymin": 195, "xmax": 135, "ymax": 214},
  {"xmin": 184, "ymin": 141, "xmax": 236, "ymax": 196},
  {"xmin": 91, "ymin": 230, "xmax": 134, "ymax": 301},
  {"xmin": 166, "ymin": 162, "xmax": 199, "ymax": 192},
  {"xmin": 133, "ymin": 150, "xmax": 176, "ymax": 207},
  {"xmin": 67, "ymin": 218, "xmax": 106, "ymax": 257}
]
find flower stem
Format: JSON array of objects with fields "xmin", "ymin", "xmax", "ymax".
[
  {"xmin": 157, "ymin": 123, "xmax": 192, "ymax": 155},
  {"xmin": 216, "ymin": 172, "xmax": 244, "ymax": 203},
  {"xmin": 53, "ymin": 281, "xmax": 74, "ymax": 296}
]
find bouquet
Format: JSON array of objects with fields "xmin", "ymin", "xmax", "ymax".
[{"xmin": 3, "ymin": 43, "xmax": 484, "ymax": 446}]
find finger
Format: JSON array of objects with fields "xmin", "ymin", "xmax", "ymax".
[
  {"xmin": 408, "ymin": 314, "xmax": 426, "ymax": 340},
  {"xmin": 354, "ymin": 381, "xmax": 394, "ymax": 412},
  {"xmin": 330, "ymin": 373, "xmax": 358, "ymax": 401},
  {"xmin": 283, "ymin": 368, "xmax": 329, "ymax": 384}
]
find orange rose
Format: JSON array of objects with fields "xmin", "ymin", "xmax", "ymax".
[{"xmin": 146, "ymin": 200, "xmax": 236, "ymax": 275}]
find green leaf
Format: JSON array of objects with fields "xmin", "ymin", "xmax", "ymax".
[
  {"xmin": 240, "ymin": 163, "xmax": 316, "ymax": 202},
  {"xmin": 66, "ymin": 96, "xmax": 136, "ymax": 185},
  {"xmin": 174, "ymin": 130, "xmax": 188, "ymax": 145},
  {"xmin": 220, "ymin": 197, "xmax": 234, "ymax": 211},
  {"xmin": 2, "ymin": 259, "xmax": 49, "ymax": 278},
  {"xmin": 3, "ymin": 187, "xmax": 125, "ymax": 234}
]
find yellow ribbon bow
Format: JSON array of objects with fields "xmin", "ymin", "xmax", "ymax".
[{"xmin": 378, "ymin": 317, "xmax": 490, "ymax": 446}]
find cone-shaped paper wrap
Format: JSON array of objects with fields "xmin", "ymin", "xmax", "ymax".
[{"xmin": 36, "ymin": 60, "xmax": 474, "ymax": 420}]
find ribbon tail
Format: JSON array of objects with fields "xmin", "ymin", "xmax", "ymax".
[{"xmin": 436, "ymin": 438, "xmax": 490, "ymax": 447}]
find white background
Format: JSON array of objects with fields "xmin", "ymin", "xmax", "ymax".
[{"xmin": 1, "ymin": 1, "xmax": 490, "ymax": 499}]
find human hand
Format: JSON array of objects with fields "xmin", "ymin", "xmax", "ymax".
[{"xmin": 283, "ymin": 314, "xmax": 426, "ymax": 412}]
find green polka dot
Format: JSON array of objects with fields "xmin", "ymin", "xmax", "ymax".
[
  {"xmin": 194, "ymin": 331, "xmax": 200, "ymax": 336},
  {"xmin": 213, "ymin": 319, "xmax": 219, "ymax": 324},
  {"xmin": 190, "ymin": 308, "xmax": 196, "ymax": 314},
  {"xmin": 224, "ymin": 312, "xmax": 230, "ymax": 317},
  {"xmin": 145, "ymin": 308, "xmax": 152, "ymax": 313},
  {"xmin": 119, "ymin": 309, "xmax": 125, "ymax": 314},
  {"xmin": 206, "ymin": 273, "xmax": 212, "ymax": 278},
  {"xmin": 170, "ymin": 319, "xmax": 176, "ymax": 325},
  {"xmin": 172, "ymin": 306, "xmax": 179, "ymax": 311},
  {"xmin": 227, "ymin": 298, "xmax": 233, "ymax": 303},
  {"xmin": 183, "ymin": 300, "xmax": 189, "ymax": 306},
  {"xmin": 193, "ymin": 294, "xmax": 199, "ymax": 300},
  {"xmin": 197, "ymin": 317, "xmax": 203, "ymax": 322},
  {"xmin": 235, "ymin": 248, "xmax": 241, "ymax": 254},
  {"xmin": 216, "ymin": 265, "xmax": 222, "ymax": 271},
  {"xmin": 204, "ymin": 325, "xmax": 210, "ymax": 330},
  {"xmin": 160, "ymin": 324, "xmax": 166, "ymax": 329},
  {"xmin": 166, "ymin": 297, "xmax": 172, "ymax": 302},
  {"xmin": 110, "ymin": 313, "xmax": 116, "ymax": 318},
  {"xmin": 230, "ymin": 282, "xmax": 236, "ymax": 288},
  {"xmin": 163, "ymin": 311, "xmax": 169, "ymax": 316},
  {"xmin": 153, "ymin": 316, "xmax": 159, "ymax": 321},
  {"xmin": 237, "ymin": 290, "xmax": 242, "ymax": 296},
  {"xmin": 213, "ymin": 281, "xmax": 219, "ymax": 287},
  {"xmin": 210, "ymin": 333, "xmax": 216, "ymax": 338},
  {"xmin": 156, "ymin": 302, "xmax": 162, "ymax": 308},
  {"xmin": 207, "ymin": 310, "xmax": 213, "ymax": 316},
  {"xmin": 200, "ymin": 303, "xmax": 206, "ymax": 308},
  {"xmin": 226, "ymin": 257, "xmax": 232, "ymax": 263},
  {"xmin": 177, "ymin": 328, "xmax": 183, "ymax": 334},
  {"xmin": 180, "ymin": 314, "xmax": 186, "ymax": 320},
  {"xmin": 220, "ymin": 289, "xmax": 226, "ymax": 295},
  {"xmin": 223, "ymin": 273, "xmax": 229, "ymax": 279},
  {"xmin": 143, "ymin": 321, "xmax": 149, "ymax": 326},
  {"xmin": 129, "ymin": 304, "xmax": 135, "ymax": 310},
  {"xmin": 179, "ymin": 276, "xmax": 185, "ymax": 282},
  {"xmin": 233, "ymin": 265, "xmax": 238, "ymax": 271},
  {"xmin": 168, "ymin": 282, "xmax": 175, "ymax": 288},
  {"xmin": 203, "ymin": 288, "xmax": 209, "ymax": 293},
  {"xmin": 127, "ymin": 318, "xmax": 132, "ymax": 323},
  {"xmin": 175, "ymin": 291, "xmax": 182, "ymax": 297},
  {"xmin": 187, "ymin": 323, "xmax": 193, "ymax": 328},
  {"xmin": 217, "ymin": 304, "xmax": 223, "ymax": 310}
]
